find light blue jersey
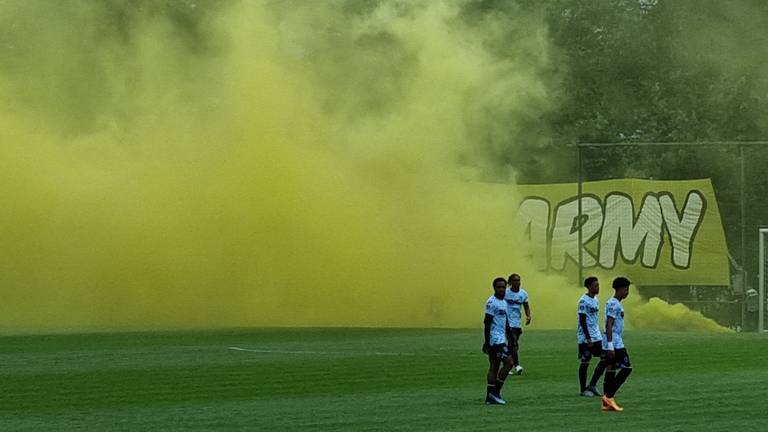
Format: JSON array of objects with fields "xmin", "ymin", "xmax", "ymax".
[
  {"xmin": 485, "ymin": 295, "xmax": 508, "ymax": 345},
  {"xmin": 505, "ymin": 288, "xmax": 529, "ymax": 328},
  {"xmin": 603, "ymin": 297, "xmax": 625, "ymax": 349},
  {"xmin": 576, "ymin": 294, "xmax": 601, "ymax": 343}
]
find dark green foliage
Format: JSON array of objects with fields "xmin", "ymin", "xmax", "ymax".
[{"xmin": 463, "ymin": 1, "xmax": 768, "ymax": 292}]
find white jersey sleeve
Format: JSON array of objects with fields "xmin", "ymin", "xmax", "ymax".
[
  {"xmin": 485, "ymin": 298, "xmax": 495, "ymax": 316},
  {"xmin": 578, "ymin": 297, "xmax": 588, "ymax": 314}
]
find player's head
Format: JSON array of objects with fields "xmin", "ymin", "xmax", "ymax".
[
  {"xmin": 493, "ymin": 277, "xmax": 507, "ymax": 297},
  {"xmin": 584, "ymin": 276, "xmax": 599, "ymax": 294},
  {"xmin": 508, "ymin": 273, "xmax": 521, "ymax": 290},
  {"xmin": 612, "ymin": 276, "xmax": 631, "ymax": 299}
]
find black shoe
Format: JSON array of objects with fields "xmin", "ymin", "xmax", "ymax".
[{"xmin": 485, "ymin": 393, "xmax": 507, "ymax": 405}]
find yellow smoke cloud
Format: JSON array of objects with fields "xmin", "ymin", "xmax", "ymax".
[
  {"xmin": 627, "ymin": 297, "xmax": 731, "ymax": 333},
  {"xmin": 0, "ymin": 1, "xmax": 728, "ymax": 333}
]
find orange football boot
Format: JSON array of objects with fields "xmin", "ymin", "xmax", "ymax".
[{"xmin": 601, "ymin": 395, "xmax": 624, "ymax": 412}]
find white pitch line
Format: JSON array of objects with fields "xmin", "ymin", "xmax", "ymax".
[{"xmin": 227, "ymin": 346, "xmax": 417, "ymax": 356}]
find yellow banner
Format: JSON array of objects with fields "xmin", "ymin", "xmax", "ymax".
[{"xmin": 516, "ymin": 178, "xmax": 729, "ymax": 285}]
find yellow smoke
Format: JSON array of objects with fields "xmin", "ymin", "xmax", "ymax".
[
  {"xmin": 574, "ymin": 271, "xmax": 731, "ymax": 333},
  {"xmin": 0, "ymin": 1, "xmax": 728, "ymax": 333},
  {"xmin": 627, "ymin": 297, "xmax": 731, "ymax": 333}
]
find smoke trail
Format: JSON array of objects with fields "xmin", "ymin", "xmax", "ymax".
[{"xmin": 0, "ymin": 1, "xmax": 729, "ymax": 333}]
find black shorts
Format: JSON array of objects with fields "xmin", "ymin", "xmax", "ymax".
[
  {"xmin": 506, "ymin": 328, "xmax": 522, "ymax": 347},
  {"xmin": 578, "ymin": 341, "xmax": 603, "ymax": 362},
  {"xmin": 487, "ymin": 343, "xmax": 510, "ymax": 361},
  {"xmin": 603, "ymin": 348, "xmax": 632, "ymax": 369}
]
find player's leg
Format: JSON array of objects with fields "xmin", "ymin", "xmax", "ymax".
[
  {"xmin": 485, "ymin": 345, "xmax": 508, "ymax": 404},
  {"xmin": 509, "ymin": 330, "xmax": 519, "ymax": 366},
  {"xmin": 609, "ymin": 349, "xmax": 632, "ymax": 398},
  {"xmin": 486, "ymin": 355, "xmax": 501, "ymax": 402},
  {"xmin": 600, "ymin": 364, "xmax": 621, "ymax": 411},
  {"xmin": 602, "ymin": 364, "xmax": 615, "ymax": 398},
  {"xmin": 587, "ymin": 360, "xmax": 606, "ymax": 396},
  {"xmin": 495, "ymin": 347, "xmax": 514, "ymax": 400},
  {"xmin": 578, "ymin": 343, "xmax": 594, "ymax": 395},
  {"xmin": 510, "ymin": 328, "xmax": 523, "ymax": 374},
  {"xmin": 586, "ymin": 342, "xmax": 606, "ymax": 396},
  {"xmin": 600, "ymin": 352, "xmax": 625, "ymax": 412}
]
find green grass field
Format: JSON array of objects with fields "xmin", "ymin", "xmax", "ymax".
[{"xmin": 1, "ymin": 328, "xmax": 766, "ymax": 431}]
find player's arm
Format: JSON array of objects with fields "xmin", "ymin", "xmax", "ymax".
[
  {"xmin": 578, "ymin": 313, "xmax": 592, "ymax": 346},
  {"xmin": 523, "ymin": 302, "xmax": 531, "ymax": 326},
  {"xmin": 483, "ymin": 313, "xmax": 493, "ymax": 353},
  {"xmin": 605, "ymin": 316, "xmax": 615, "ymax": 357}
]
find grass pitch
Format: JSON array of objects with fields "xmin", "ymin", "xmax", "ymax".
[{"xmin": 0, "ymin": 328, "xmax": 766, "ymax": 431}]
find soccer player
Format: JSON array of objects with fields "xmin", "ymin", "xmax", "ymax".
[
  {"xmin": 601, "ymin": 277, "xmax": 633, "ymax": 412},
  {"xmin": 577, "ymin": 276, "xmax": 607, "ymax": 397},
  {"xmin": 505, "ymin": 273, "xmax": 531, "ymax": 375},
  {"xmin": 483, "ymin": 277, "xmax": 515, "ymax": 405}
]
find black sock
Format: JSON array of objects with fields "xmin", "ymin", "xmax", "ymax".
[
  {"xmin": 579, "ymin": 363, "xmax": 589, "ymax": 391},
  {"xmin": 589, "ymin": 360, "xmax": 607, "ymax": 387},
  {"xmin": 511, "ymin": 350, "xmax": 519, "ymax": 367},
  {"xmin": 611, "ymin": 368, "xmax": 632, "ymax": 397},
  {"xmin": 604, "ymin": 370, "xmax": 616, "ymax": 397},
  {"xmin": 498, "ymin": 365, "xmax": 511, "ymax": 381},
  {"xmin": 487, "ymin": 384, "xmax": 497, "ymax": 397},
  {"xmin": 496, "ymin": 378, "xmax": 505, "ymax": 394}
]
